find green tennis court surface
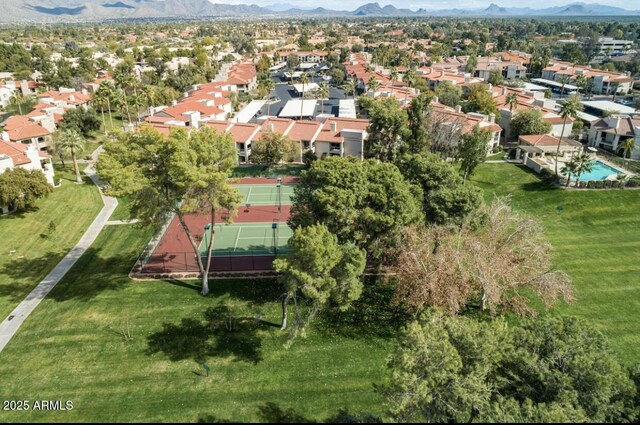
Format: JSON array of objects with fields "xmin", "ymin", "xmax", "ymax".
[
  {"xmin": 200, "ymin": 222, "xmax": 293, "ymax": 256},
  {"xmin": 233, "ymin": 184, "xmax": 296, "ymax": 206}
]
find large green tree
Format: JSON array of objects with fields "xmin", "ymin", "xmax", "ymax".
[
  {"xmin": 0, "ymin": 168, "xmax": 52, "ymax": 211},
  {"xmin": 273, "ymin": 224, "xmax": 366, "ymax": 332},
  {"xmin": 365, "ymin": 97, "xmax": 410, "ymax": 162},
  {"xmin": 250, "ymin": 130, "xmax": 298, "ymax": 164},
  {"xmin": 97, "ymin": 126, "xmax": 238, "ymax": 295},
  {"xmin": 463, "ymin": 84, "xmax": 499, "ymax": 115},
  {"xmin": 380, "ymin": 310, "xmax": 638, "ymax": 423},
  {"xmin": 290, "ymin": 157, "xmax": 420, "ymax": 257},
  {"xmin": 398, "ymin": 153, "xmax": 484, "ymax": 226},
  {"xmin": 434, "ymin": 81, "xmax": 462, "ymax": 108},
  {"xmin": 458, "ymin": 125, "xmax": 492, "ymax": 180},
  {"xmin": 59, "ymin": 107, "xmax": 101, "ymax": 138},
  {"xmin": 182, "ymin": 127, "xmax": 241, "ymax": 295},
  {"xmin": 406, "ymin": 93, "xmax": 432, "ymax": 153},
  {"xmin": 510, "ymin": 109, "xmax": 552, "ymax": 139}
]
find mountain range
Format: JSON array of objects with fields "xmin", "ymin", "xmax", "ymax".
[{"xmin": 1, "ymin": 1, "xmax": 639, "ymax": 23}]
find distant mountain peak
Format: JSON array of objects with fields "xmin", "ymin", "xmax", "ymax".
[{"xmin": 2, "ymin": 0, "xmax": 639, "ymax": 22}]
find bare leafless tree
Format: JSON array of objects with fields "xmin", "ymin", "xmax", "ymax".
[
  {"xmin": 426, "ymin": 111, "xmax": 466, "ymax": 160},
  {"xmin": 391, "ymin": 197, "xmax": 574, "ymax": 317}
]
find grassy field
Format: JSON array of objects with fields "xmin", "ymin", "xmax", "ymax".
[
  {"xmin": 108, "ymin": 196, "xmax": 135, "ymax": 221},
  {"xmin": 0, "ymin": 168, "xmax": 102, "ymax": 319},
  {"xmin": 0, "ymin": 224, "xmax": 401, "ymax": 422},
  {"xmin": 471, "ymin": 162, "xmax": 640, "ymax": 364}
]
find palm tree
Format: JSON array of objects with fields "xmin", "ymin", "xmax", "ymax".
[
  {"xmin": 96, "ymin": 81, "xmax": 116, "ymax": 130},
  {"xmin": 573, "ymin": 153, "xmax": 594, "ymax": 184},
  {"xmin": 318, "ymin": 82, "xmax": 330, "ymax": 114},
  {"xmin": 610, "ymin": 82, "xmax": 620, "ymax": 102},
  {"xmin": 9, "ymin": 91, "xmax": 24, "ymax": 115},
  {"xmin": 56, "ymin": 129, "xmax": 86, "ymax": 183},
  {"xmin": 584, "ymin": 78, "xmax": 594, "ymax": 100},
  {"xmin": 575, "ymin": 74, "xmax": 586, "ymax": 96},
  {"xmin": 115, "ymin": 88, "xmax": 131, "ymax": 129},
  {"xmin": 260, "ymin": 78, "xmax": 275, "ymax": 116},
  {"xmin": 343, "ymin": 77, "xmax": 358, "ymax": 100},
  {"xmin": 404, "ymin": 68, "xmax": 416, "ymax": 88},
  {"xmin": 618, "ymin": 138, "xmax": 637, "ymax": 166},
  {"xmin": 92, "ymin": 87, "xmax": 109, "ymax": 134},
  {"xmin": 130, "ymin": 92, "xmax": 146, "ymax": 127},
  {"xmin": 141, "ymin": 85, "xmax": 158, "ymax": 109},
  {"xmin": 555, "ymin": 98, "xmax": 582, "ymax": 176},
  {"xmin": 390, "ymin": 67, "xmax": 399, "ymax": 82},
  {"xmin": 367, "ymin": 76, "xmax": 380, "ymax": 95},
  {"xmin": 558, "ymin": 75, "xmax": 570, "ymax": 99},
  {"xmin": 561, "ymin": 160, "xmax": 578, "ymax": 187},
  {"xmin": 299, "ymin": 72, "xmax": 309, "ymax": 120},
  {"xmin": 505, "ymin": 92, "xmax": 519, "ymax": 112}
]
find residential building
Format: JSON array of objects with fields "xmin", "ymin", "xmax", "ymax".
[
  {"xmin": 542, "ymin": 61, "xmax": 634, "ymax": 95},
  {"xmin": 588, "ymin": 114, "xmax": 640, "ymax": 159},
  {"xmin": 0, "ymin": 140, "xmax": 55, "ymax": 192}
]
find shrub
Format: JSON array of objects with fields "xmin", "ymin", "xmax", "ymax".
[{"xmin": 625, "ymin": 178, "xmax": 640, "ymax": 188}]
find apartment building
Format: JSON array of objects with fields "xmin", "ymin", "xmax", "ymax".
[{"xmin": 542, "ymin": 61, "xmax": 634, "ymax": 95}]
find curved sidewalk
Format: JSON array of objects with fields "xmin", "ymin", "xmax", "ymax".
[{"xmin": 0, "ymin": 152, "xmax": 117, "ymax": 353}]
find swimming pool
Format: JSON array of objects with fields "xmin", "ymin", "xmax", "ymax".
[{"xmin": 567, "ymin": 160, "xmax": 624, "ymax": 181}]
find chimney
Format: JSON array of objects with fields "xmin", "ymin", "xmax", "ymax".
[
  {"xmin": 183, "ymin": 92, "xmax": 189, "ymax": 99},
  {"xmin": 81, "ymin": 88, "xmax": 88, "ymax": 96},
  {"xmin": 69, "ymin": 94, "xmax": 75, "ymax": 103},
  {"xmin": 1, "ymin": 131, "xmax": 9, "ymax": 142},
  {"xmin": 488, "ymin": 83, "xmax": 493, "ymax": 91},
  {"xmin": 330, "ymin": 121, "xmax": 337, "ymax": 132},
  {"xmin": 268, "ymin": 122, "xmax": 275, "ymax": 131},
  {"xmin": 183, "ymin": 111, "xmax": 201, "ymax": 129},
  {"xmin": 455, "ymin": 105, "xmax": 462, "ymax": 113},
  {"xmin": 20, "ymin": 80, "xmax": 29, "ymax": 96},
  {"xmin": 489, "ymin": 113, "xmax": 495, "ymax": 123},
  {"xmin": 501, "ymin": 87, "xmax": 507, "ymax": 96},
  {"xmin": 172, "ymin": 100, "xmax": 178, "ymax": 106},
  {"xmin": 608, "ymin": 116, "xmax": 620, "ymax": 129},
  {"xmin": 433, "ymin": 96, "xmax": 439, "ymax": 104}
]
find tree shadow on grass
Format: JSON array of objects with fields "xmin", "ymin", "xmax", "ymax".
[
  {"xmin": 165, "ymin": 277, "xmax": 283, "ymax": 310},
  {"xmin": 146, "ymin": 305, "xmax": 266, "ymax": 364},
  {"xmin": 198, "ymin": 404, "xmax": 381, "ymax": 423},
  {"xmin": 0, "ymin": 246, "xmax": 138, "ymax": 304},
  {"xmin": 315, "ymin": 276, "xmax": 411, "ymax": 340},
  {"xmin": 0, "ymin": 250, "xmax": 67, "ymax": 304},
  {"xmin": 256, "ymin": 403, "xmax": 382, "ymax": 423}
]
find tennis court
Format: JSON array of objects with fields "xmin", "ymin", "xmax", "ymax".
[
  {"xmin": 199, "ymin": 222, "xmax": 293, "ymax": 256},
  {"xmin": 233, "ymin": 183, "xmax": 296, "ymax": 206}
]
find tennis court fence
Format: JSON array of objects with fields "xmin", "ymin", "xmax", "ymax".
[{"xmin": 141, "ymin": 249, "xmax": 292, "ymax": 274}]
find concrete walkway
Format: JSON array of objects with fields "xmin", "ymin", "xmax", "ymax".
[
  {"xmin": 0, "ymin": 147, "xmax": 117, "ymax": 353},
  {"xmin": 106, "ymin": 219, "xmax": 140, "ymax": 225}
]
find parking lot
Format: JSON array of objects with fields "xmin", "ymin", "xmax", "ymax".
[{"xmin": 257, "ymin": 63, "xmax": 349, "ymax": 119}]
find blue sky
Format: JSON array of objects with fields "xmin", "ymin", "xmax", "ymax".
[{"xmin": 207, "ymin": 0, "xmax": 631, "ymax": 10}]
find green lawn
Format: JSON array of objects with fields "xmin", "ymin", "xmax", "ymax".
[
  {"xmin": 0, "ymin": 224, "xmax": 399, "ymax": 422},
  {"xmin": 0, "ymin": 169, "xmax": 102, "ymax": 319},
  {"xmin": 471, "ymin": 162, "xmax": 640, "ymax": 364},
  {"xmin": 108, "ymin": 195, "xmax": 135, "ymax": 221}
]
